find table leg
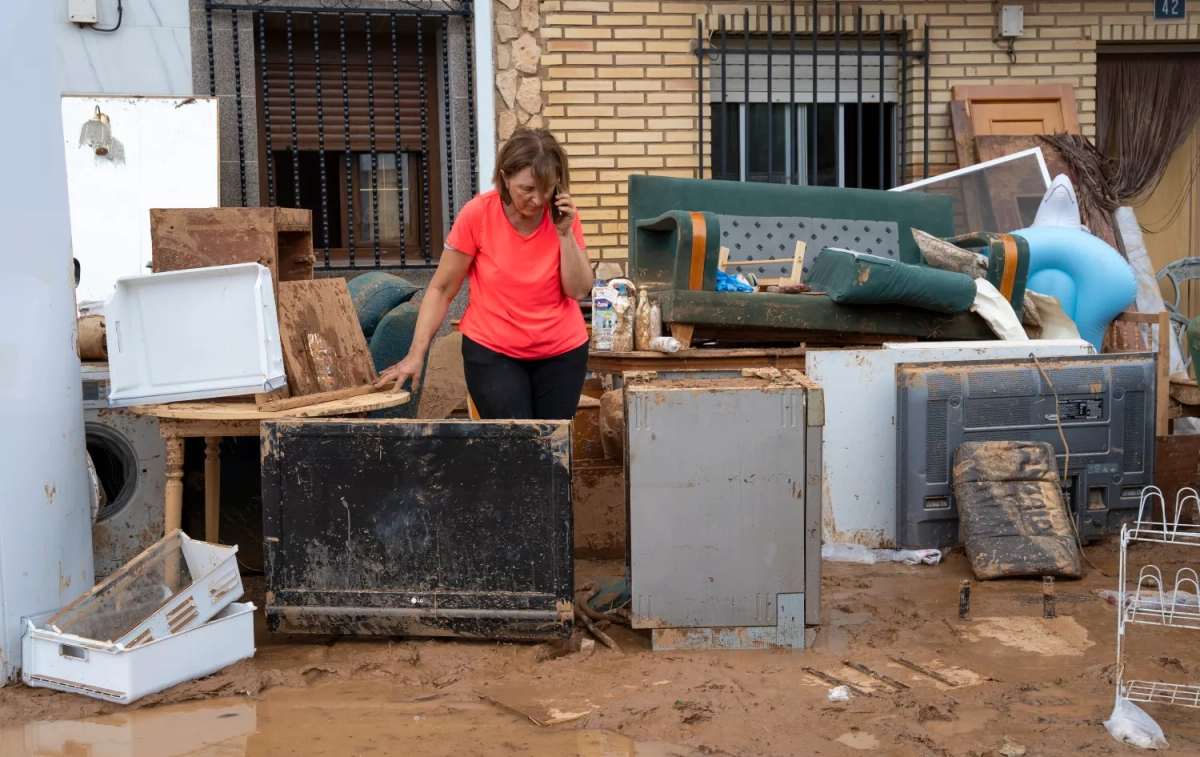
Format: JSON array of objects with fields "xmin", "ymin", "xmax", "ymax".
[
  {"xmin": 164, "ymin": 435, "xmax": 185, "ymax": 536},
  {"xmin": 204, "ymin": 436, "xmax": 222, "ymax": 543}
]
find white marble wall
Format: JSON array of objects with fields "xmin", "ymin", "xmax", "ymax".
[{"xmin": 54, "ymin": 0, "xmax": 192, "ymax": 95}]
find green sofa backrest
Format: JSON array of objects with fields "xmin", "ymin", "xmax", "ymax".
[{"xmin": 628, "ymin": 175, "xmax": 955, "ymax": 289}]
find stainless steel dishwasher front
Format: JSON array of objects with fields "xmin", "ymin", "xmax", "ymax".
[{"xmin": 626, "ymin": 370, "xmax": 823, "ymax": 650}]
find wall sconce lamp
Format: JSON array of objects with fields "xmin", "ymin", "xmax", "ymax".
[{"xmin": 80, "ymin": 106, "xmax": 113, "ymax": 156}]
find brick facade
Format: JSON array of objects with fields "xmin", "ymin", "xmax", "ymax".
[{"xmin": 500, "ymin": 1, "xmax": 1200, "ymax": 262}]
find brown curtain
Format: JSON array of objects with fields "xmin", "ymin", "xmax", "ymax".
[{"xmin": 1096, "ymin": 53, "xmax": 1200, "ymax": 202}]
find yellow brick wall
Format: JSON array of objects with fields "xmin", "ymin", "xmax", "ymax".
[{"xmin": 533, "ymin": 0, "xmax": 1200, "ymax": 262}]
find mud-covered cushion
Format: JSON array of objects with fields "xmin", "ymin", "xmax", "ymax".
[{"xmin": 952, "ymin": 441, "xmax": 1081, "ymax": 581}]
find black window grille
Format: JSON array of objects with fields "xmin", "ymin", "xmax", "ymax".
[
  {"xmin": 696, "ymin": 1, "xmax": 931, "ymax": 190},
  {"xmin": 205, "ymin": 1, "xmax": 476, "ymax": 270}
]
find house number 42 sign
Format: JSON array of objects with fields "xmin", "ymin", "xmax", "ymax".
[{"xmin": 1155, "ymin": 0, "xmax": 1186, "ymax": 19}]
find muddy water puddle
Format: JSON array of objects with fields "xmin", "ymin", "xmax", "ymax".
[{"xmin": 0, "ymin": 681, "xmax": 699, "ymax": 757}]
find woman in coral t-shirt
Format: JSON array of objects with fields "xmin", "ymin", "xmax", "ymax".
[{"xmin": 376, "ymin": 128, "xmax": 593, "ymax": 419}]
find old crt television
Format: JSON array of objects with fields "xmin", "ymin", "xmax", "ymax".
[{"xmin": 896, "ymin": 353, "xmax": 1156, "ymax": 549}]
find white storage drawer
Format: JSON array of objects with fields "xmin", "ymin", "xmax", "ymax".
[
  {"xmin": 106, "ymin": 262, "xmax": 286, "ymax": 407},
  {"xmin": 46, "ymin": 530, "xmax": 242, "ymax": 648},
  {"xmin": 23, "ymin": 602, "xmax": 256, "ymax": 704}
]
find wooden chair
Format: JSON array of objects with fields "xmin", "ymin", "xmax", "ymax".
[{"xmin": 1105, "ymin": 310, "xmax": 1170, "ymax": 437}]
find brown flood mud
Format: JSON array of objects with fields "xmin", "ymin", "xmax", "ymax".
[{"xmin": 3, "ymin": 546, "xmax": 1199, "ymax": 756}]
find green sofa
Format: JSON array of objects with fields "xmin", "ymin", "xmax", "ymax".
[{"xmin": 627, "ymin": 175, "xmax": 998, "ymax": 343}]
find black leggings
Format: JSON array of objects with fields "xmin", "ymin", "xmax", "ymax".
[{"xmin": 461, "ymin": 335, "xmax": 589, "ymax": 420}]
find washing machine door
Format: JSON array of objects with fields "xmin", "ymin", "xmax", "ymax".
[{"xmin": 85, "ymin": 404, "xmax": 167, "ymax": 578}]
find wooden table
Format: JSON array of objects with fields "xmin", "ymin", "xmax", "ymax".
[
  {"xmin": 587, "ymin": 346, "xmax": 808, "ymax": 374},
  {"xmin": 133, "ymin": 391, "xmax": 410, "ymax": 542}
]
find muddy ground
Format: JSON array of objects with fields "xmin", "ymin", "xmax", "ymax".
[{"xmin": 3, "ymin": 541, "xmax": 1198, "ymax": 756}]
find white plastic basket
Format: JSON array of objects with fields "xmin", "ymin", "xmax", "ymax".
[
  {"xmin": 22, "ymin": 602, "xmax": 256, "ymax": 704},
  {"xmin": 106, "ymin": 262, "xmax": 286, "ymax": 407},
  {"xmin": 45, "ymin": 530, "xmax": 242, "ymax": 648}
]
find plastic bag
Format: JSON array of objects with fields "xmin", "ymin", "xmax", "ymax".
[
  {"xmin": 717, "ymin": 269, "xmax": 755, "ymax": 292},
  {"xmin": 822, "ymin": 543, "xmax": 942, "ymax": 566},
  {"xmin": 610, "ymin": 279, "xmax": 635, "ymax": 353},
  {"xmin": 635, "ymin": 288, "xmax": 653, "ymax": 351},
  {"xmin": 827, "ymin": 686, "xmax": 850, "ymax": 703},
  {"xmin": 1104, "ymin": 698, "xmax": 1168, "ymax": 749}
]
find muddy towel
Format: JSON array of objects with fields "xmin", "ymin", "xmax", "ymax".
[
  {"xmin": 952, "ymin": 441, "xmax": 1081, "ymax": 580},
  {"xmin": 807, "ymin": 247, "xmax": 977, "ymax": 314}
]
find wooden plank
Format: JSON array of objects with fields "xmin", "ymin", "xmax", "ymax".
[
  {"xmin": 277, "ymin": 279, "xmax": 378, "ymax": 397},
  {"xmin": 950, "ymin": 100, "xmax": 978, "ymax": 168},
  {"xmin": 260, "ymin": 383, "xmax": 382, "ymax": 412},
  {"xmin": 133, "ymin": 391, "xmax": 410, "ymax": 420}
]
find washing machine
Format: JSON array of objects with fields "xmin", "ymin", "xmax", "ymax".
[{"xmin": 81, "ymin": 363, "xmax": 166, "ymax": 578}]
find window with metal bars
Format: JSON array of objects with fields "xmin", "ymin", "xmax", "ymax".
[
  {"xmin": 258, "ymin": 12, "xmax": 444, "ymax": 267},
  {"xmin": 696, "ymin": 4, "xmax": 932, "ymax": 189},
  {"xmin": 710, "ymin": 102, "xmax": 897, "ymax": 189}
]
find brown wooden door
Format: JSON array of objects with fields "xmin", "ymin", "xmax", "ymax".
[{"xmin": 953, "ymin": 84, "xmax": 1081, "ymax": 136}]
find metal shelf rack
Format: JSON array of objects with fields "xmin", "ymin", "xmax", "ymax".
[{"xmin": 1116, "ymin": 486, "xmax": 1200, "ymax": 710}]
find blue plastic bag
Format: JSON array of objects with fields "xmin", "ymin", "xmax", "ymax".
[{"xmin": 716, "ymin": 269, "xmax": 754, "ymax": 292}]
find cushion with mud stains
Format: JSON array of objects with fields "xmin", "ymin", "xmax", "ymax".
[
  {"xmin": 952, "ymin": 441, "xmax": 1081, "ymax": 581},
  {"xmin": 806, "ymin": 247, "xmax": 977, "ymax": 314}
]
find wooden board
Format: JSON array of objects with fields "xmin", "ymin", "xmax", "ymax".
[
  {"xmin": 132, "ymin": 390, "xmax": 410, "ymax": 420},
  {"xmin": 150, "ymin": 208, "xmax": 316, "ymax": 296},
  {"xmin": 260, "ymin": 383, "xmax": 381, "ymax": 412},
  {"xmin": 950, "ymin": 100, "xmax": 978, "ymax": 168},
  {"xmin": 952, "ymin": 84, "xmax": 1080, "ymax": 136},
  {"xmin": 277, "ymin": 279, "xmax": 378, "ymax": 396}
]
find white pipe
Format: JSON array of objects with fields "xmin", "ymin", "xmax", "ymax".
[
  {"xmin": 0, "ymin": 0, "xmax": 94, "ymax": 683},
  {"xmin": 473, "ymin": 0, "xmax": 496, "ymax": 193}
]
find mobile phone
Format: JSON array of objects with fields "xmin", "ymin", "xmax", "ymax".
[{"xmin": 551, "ymin": 185, "xmax": 563, "ymax": 223}]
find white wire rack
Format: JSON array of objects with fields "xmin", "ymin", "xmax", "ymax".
[
  {"xmin": 1127, "ymin": 486, "xmax": 1200, "ymax": 547},
  {"xmin": 1116, "ymin": 486, "xmax": 1200, "ymax": 710},
  {"xmin": 1122, "ymin": 681, "xmax": 1200, "ymax": 708}
]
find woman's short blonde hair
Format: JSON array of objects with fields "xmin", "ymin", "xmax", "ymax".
[{"xmin": 494, "ymin": 127, "xmax": 570, "ymax": 204}]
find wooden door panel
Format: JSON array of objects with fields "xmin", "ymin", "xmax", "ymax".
[{"xmin": 952, "ymin": 84, "xmax": 1081, "ymax": 136}]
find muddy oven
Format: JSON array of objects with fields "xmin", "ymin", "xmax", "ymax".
[{"xmin": 260, "ymin": 419, "xmax": 574, "ymax": 640}]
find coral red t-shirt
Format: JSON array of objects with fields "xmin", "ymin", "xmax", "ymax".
[{"xmin": 447, "ymin": 190, "xmax": 589, "ymax": 359}]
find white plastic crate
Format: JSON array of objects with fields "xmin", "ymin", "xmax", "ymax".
[
  {"xmin": 22, "ymin": 602, "xmax": 256, "ymax": 704},
  {"xmin": 46, "ymin": 530, "xmax": 242, "ymax": 648},
  {"xmin": 106, "ymin": 262, "xmax": 286, "ymax": 407}
]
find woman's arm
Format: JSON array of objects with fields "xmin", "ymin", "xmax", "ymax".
[
  {"xmin": 554, "ymin": 190, "xmax": 593, "ymax": 300},
  {"xmin": 375, "ymin": 248, "xmax": 472, "ymax": 393}
]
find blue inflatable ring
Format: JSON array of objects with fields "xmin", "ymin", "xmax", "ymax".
[{"xmin": 1008, "ymin": 225, "xmax": 1137, "ymax": 350}]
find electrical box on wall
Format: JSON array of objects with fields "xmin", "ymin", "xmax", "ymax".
[
  {"xmin": 69, "ymin": 0, "xmax": 99, "ymax": 24},
  {"xmin": 999, "ymin": 5, "xmax": 1025, "ymax": 37},
  {"xmin": 68, "ymin": 0, "xmax": 97, "ymax": 24}
]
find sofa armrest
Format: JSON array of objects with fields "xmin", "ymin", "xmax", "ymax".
[
  {"xmin": 948, "ymin": 232, "xmax": 1030, "ymax": 319},
  {"xmin": 630, "ymin": 210, "xmax": 721, "ymax": 292}
]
